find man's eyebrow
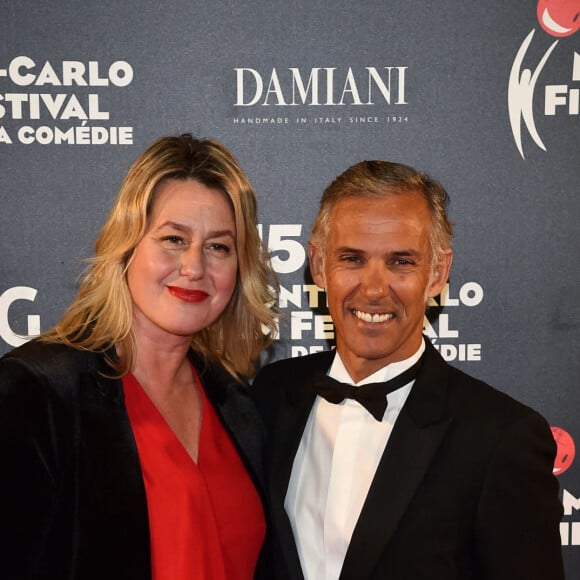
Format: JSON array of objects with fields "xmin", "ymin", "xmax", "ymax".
[
  {"xmin": 391, "ymin": 249, "xmax": 421, "ymax": 256},
  {"xmin": 333, "ymin": 246, "xmax": 421, "ymax": 257},
  {"xmin": 334, "ymin": 246, "xmax": 364, "ymax": 254}
]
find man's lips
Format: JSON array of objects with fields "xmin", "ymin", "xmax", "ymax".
[
  {"xmin": 353, "ymin": 309, "xmax": 395, "ymax": 324},
  {"xmin": 168, "ymin": 286, "xmax": 209, "ymax": 303}
]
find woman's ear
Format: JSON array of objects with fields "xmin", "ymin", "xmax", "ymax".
[
  {"xmin": 427, "ymin": 248, "xmax": 453, "ymax": 298},
  {"xmin": 307, "ymin": 241, "xmax": 326, "ymax": 289}
]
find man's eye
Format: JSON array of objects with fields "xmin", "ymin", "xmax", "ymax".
[{"xmin": 341, "ymin": 255, "xmax": 361, "ymax": 263}]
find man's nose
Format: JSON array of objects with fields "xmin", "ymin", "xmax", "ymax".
[{"xmin": 360, "ymin": 261, "xmax": 389, "ymax": 299}]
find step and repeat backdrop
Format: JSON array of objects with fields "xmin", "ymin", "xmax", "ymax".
[{"xmin": 1, "ymin": 1, "xmax": 579, "ymax": 574}]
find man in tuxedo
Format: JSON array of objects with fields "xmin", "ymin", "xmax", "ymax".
[{"xmin": 252, "ymin": 160, "xmax": 564, "ymax": 579}]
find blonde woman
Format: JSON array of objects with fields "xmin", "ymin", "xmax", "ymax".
[{"xmin": 0, "ymin": 134, "xmax": 277, "ymax": 580}]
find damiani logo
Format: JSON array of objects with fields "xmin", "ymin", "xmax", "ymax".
[
  {"xmin": 234, "ymin": 67, "xmax": 407, "ymax": 106},
  {"xmin": 507, "ymin": 0, "xmax": 580, "ymax": 158}
]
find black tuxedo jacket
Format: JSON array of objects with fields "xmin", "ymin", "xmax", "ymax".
[
  {"xmin": 252, "ymin": 340, "xmax": 564, "ymax": 579},
  {"xmin": 0, "ymin": 340, "xmax": 265, "ymax": 580}
]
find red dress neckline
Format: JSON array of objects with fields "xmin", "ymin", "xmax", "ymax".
[{"xmin": 123, "ymin": 369, "xmax": 265, "ymax": 580}]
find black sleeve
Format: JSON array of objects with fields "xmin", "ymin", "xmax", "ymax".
[
  {"xmin": 0, "ymin": 355, "xmax": 66, "ymax": 578},
  {"xmin": 475, "ymin": 409, "xmax": 565, "ymax": 579}
]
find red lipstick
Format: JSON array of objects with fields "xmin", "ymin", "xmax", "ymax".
[{"xmin": 168, "ymin": 286, "xmax": 209, "ymax": 303}]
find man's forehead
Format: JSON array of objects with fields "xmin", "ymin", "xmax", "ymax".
[
  {"xmin": 325, "ymin": 194, "xmax": 431, "ymax": 251},
  {"xmin": 329, "ymin": 195, "xmax": 429, "ymax": 227},
  {"xmin": 330, "ymin": 191, "xmax": 427, "ymax": 216}
]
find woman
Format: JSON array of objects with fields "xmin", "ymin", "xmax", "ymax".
[{"xmin": 0, "ymin": 134, "xmax": 278, "ymax": 580}]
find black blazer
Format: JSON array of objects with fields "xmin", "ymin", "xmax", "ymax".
[
  {"xmin": 252, "ymin": 339, "xmax": 564, "ymax": 580},
  {"xmin": 0, "ymin": 340, "xmax": 265, "ymax": 580}
]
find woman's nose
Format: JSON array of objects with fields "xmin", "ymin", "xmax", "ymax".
[{"xmin": 180, "ymin": 246, "xmax": 205, "ymax": 279}]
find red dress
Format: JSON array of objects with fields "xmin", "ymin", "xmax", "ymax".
[{"xmin": 123, "ymin": 371, "xmax": 265, "ymax": 580}]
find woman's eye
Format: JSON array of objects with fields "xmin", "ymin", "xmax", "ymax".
[
  {"xmin": 209, "ymin": 243, "xmax": 231, "ymax": 253},
  {"xmin": 161, "ymin": 235, "xmax": 185, "ymax": 246}
]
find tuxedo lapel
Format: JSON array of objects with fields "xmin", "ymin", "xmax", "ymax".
[
  {"xmin": 268, "ymin": 351, "xmax": 334, "ymax": 508},
  {"xmin": 267, "ymin": 351, "xmax": 334, "ymax": 579},
  {"xmin": 340, "ymin": 342, "xmax": 454, "ymax": 579}
]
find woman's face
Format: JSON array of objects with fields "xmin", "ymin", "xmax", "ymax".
[{"xmin": 127, "ymin": 179, "xmax": 238, "ymax": 345}]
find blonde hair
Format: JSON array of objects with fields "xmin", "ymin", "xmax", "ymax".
[
  {"xmin": 311, "ymin": 160, "xmax": 453, "ymax": 263},
  {"xmin": 43, "ymin": 134, "xmax": 278, "ymax": 379}
]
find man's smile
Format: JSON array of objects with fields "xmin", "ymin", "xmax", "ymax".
[{"xmin": 353, "ymin": 309, "xmax": 395, "ymax": 324}]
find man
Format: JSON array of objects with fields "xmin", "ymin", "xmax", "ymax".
[{"xmin": 253, "ymin": 161, "xmax": 564, "ymax": 579}]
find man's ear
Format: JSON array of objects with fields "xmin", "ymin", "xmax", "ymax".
[
  {"xmin": 427, "ymin": 248, "xmax": 453, "ymax": 298},
  {"xmin": 307, "ymin": 241, "xmax": 326, "ymax": 289}
]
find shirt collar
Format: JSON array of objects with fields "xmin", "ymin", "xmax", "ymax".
[{"xmin": 328, "ymin": 338, "xmax": 425, "ymax": 386}]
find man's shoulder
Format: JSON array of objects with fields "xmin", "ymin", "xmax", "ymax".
[
  {"xmin": 252, "ymin": 351, "xmax": 333, "ymax": 420},
  {"xmin": 256, "ymin": 349, "xmax": 333, "ymax": 378},
  {"xmin": 439, "ymin": 356, "xmax": 543, "ymax": 423}
]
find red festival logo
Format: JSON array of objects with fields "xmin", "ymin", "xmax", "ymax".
[
  {"xmin": 508, "ymin": 0, "xmax": 580, "ymax": 158},
  {"xmin": 551, "ymin": 426, "xmax": 576, "ymax": 476},
  {"xmin": 537, "ymin": 0, "xmax": 580, "ymax": 37}
]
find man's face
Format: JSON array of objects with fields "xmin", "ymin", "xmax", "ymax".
[{"xmin": 309, "ymin": 193, "xmax": 452, "ymax": 382}]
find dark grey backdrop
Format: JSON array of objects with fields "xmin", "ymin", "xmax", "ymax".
[{"xmin": 1, "ymin": 1, "xmax": 578, "ymax": 574}]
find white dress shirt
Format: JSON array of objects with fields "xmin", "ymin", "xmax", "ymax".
[{"xmin": 284, "ymin": 341, "xmax": 425, "ymax": 580}]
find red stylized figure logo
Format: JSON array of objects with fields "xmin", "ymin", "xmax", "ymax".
[
  {"xmin": 551, "ymin": 426, "xmax": 575, "ymax": 476},
  {"xmin": 537, "ymin": 0, "xmax": 580, "ymax": 37}
]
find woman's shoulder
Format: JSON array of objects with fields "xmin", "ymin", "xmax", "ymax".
[
  {"xmin": 3, "ymin": 339, "xmax": 80, "ymax": 366},
  {"xmin": 0, "ymin": 339, "xmax": 100, "ymax": 387},
  {"xmin": 0, "ymin": 340, "xmax": 120, "ymax": 415}
]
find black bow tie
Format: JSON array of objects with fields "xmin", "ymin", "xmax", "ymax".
[{"xmin": 311, "ymin": 356, "xmax": 424, "ymax": 421}]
